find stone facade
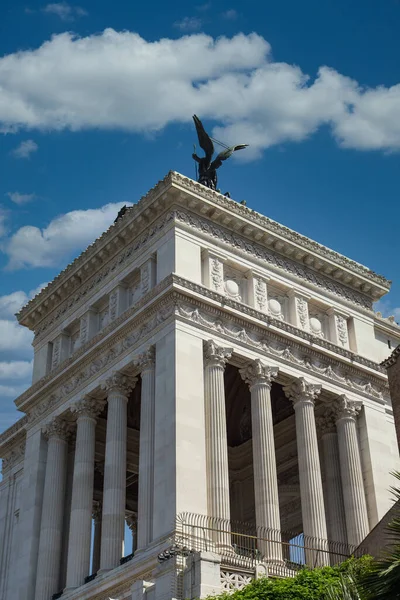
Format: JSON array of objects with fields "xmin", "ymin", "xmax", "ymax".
[{"xmin": 0, "ymin": 172, "xmax": 400, "ymax": 600}]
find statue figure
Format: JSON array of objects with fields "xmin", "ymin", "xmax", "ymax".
[{"xmin": 192, "ymin": 115, "xmax": 248, "ymax": 190}]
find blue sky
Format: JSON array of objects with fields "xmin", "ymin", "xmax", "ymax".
[{"xmin": 0, "ymin": 0, "xmax": 400, "ymax": 432}]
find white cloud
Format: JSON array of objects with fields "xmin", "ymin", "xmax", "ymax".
[
  {"xmin": 0, "ymin": 30, "xmax": 399, "ymax": 155},
  {"xmin": 222, "ymin": 9, "xmax": 238, "ymax": 20},
  {"xmin": 42, "ymin": 2, "xmax": 87, "ymax": 21},
  {"xmin": 0, "ymin": 284, "xmax": 48, "ymax": 318},
  {"xmin": 174, "ymin": 17, "xmax": 203, "ymax": 31},
  {"xmin": 0, "ymin": 320, "xmax": 33, "ymax": 353},
  {"xmin": 11, "ymin": 139, "xmax": 38, "ymax": 159},
  {"xmin": 6, "ymin": 192, "xmax": 36, "ymax": 205},
  {"xmin": 0, "ymin": 208, "xmax": 7, "ymax": 237},
  {"xmin": 6, "ymin": 202, "xmax": 130, "ymax": 269},
  {"xmin": 0, "ymin": 361, "xmax": 33, "ymax": 380}
]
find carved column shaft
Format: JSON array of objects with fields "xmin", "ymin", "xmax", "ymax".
[
  {"xmin": 137, "ymin": 348, "xmax": 155, "ymax": 550},
  {"xmin": 66, "ymin": 399, "xmax": 103, "ymax": 588},
  {"xmin": 284, "ymin": 379, "xmax": 328, "ymax": 567},
  {"xmin": 240, "ymin": 360, "xmax": 282, "ymax": 562},
  {"xmin": 35, "ymin": 420, "xmax": 70, "ymax": 600},
  {"xmin": 335, "ymin": 397, "xmax": 369, "ymax": 547},
  {"xmin": 318, "ymin": 410, "xmax": 347, "ymax": 554},
  {"xmin": 100, "ymin": 374, "xmax": 135, "ymax": 571},
  {"xmin": 204, "ymin": 341, "xmax": 232, "ymax": 543}
]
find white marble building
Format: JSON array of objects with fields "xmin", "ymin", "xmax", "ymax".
[{"xmin": 1, "ymin": 172, "xmax": 399, "ymax": 600}]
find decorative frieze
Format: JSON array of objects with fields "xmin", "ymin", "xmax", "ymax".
[
  {"xmin": 288, "ymin": 290, "xmax": 310, "ymax": 331},
  {"xmin": 51, "ymin": 333, "xmax": 70, "ymax": 369},
  {"xmin": 175, "ymin": 210, "xmax": 373, "ymax": 310},
  {"xmin": 328, "ymin": 308, "xmax": 350, "ymax": 349},
  {"xmin": 14, "ymin": 278, "xmax": 386, "ymax": 433},
  {"xmin": 17, "ymin": 172, "xmax": 388, "ymax": 342},
  {"xmin": 1, "ymin": 441, "xmax": 26, "ymax": 473},
  {"xmin": 79, "ymin": 309, "xmax": 98, "ymax": 345},
  {"xmin": 140, "ymin": 256, "xmax": 156, "ymax": 296},
  {"xmin": 109, "ymin": 285, "xmax": 127, "ymax": 323}
]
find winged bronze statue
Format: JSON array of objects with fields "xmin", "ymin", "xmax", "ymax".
[{"xmin": 192, "ymin": 115, "xmax": 248, "ymax": 190}]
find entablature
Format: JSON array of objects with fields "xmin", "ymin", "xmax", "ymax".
[
  {"xmin": 17, "ymin": 172, "xmax": 390, "ymax": 336},
  {"xmin": 11, "ymin": 275, "xmax": 387, "ymax": 432}
]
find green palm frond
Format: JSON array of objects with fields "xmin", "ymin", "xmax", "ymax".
[
  {"xmin": 361, "ymin": 471, "xmax": 400, "ymax": 599},
  {"xmin": 326, "ymin": 574, "xmax": 365, "ymax": 600}
]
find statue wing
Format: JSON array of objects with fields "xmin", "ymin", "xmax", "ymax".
[
  {"xmin": 193, "ymin": 115, "xmax": 214, "ymax": 160},
  {"xmin": 210, "ymin": 144, "xmax": 248, "ymax": 170}
]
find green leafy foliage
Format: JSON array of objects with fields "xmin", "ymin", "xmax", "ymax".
[{"xmin": 206, "ymin": 557, "xmax": 373, "ymax": 600}]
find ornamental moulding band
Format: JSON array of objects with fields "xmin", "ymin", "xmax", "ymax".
[
  {"xmin": 23, "ymin": 201, "xmax": 390, "ymax": 343},
  {"xmin": 16, "ymin": 293, "xmax": 387, "ymax": 430},
  {"xmin": 18, "ymin": 274, "xmax": 385, "ymax": 412},
  {"xmin": 18, "ymin": 172, "xmax": 388, "ymax": 329}
]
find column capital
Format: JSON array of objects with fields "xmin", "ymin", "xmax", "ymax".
[
  {"xmin": 135, "ymin": 346, "xmax": 155, "ymax": 373},
  {"xmin": 203, "ymin": 339, "xmax": 232, "ymax": 368},
  {"xmin": 333, "ymin": 395, "xmax": 362, "ymax": 421},
  {"xmin": 283, "ymin": 377, "xmax": 321, "ymax": 406},
  {"xmin": 316, "ymin": 408, "xmax": 336, "ymax": 435},
  {"xmin": 71, "ymin": 396, "xmax": 106, "ymax": 420},
  {"xmin": 239, "ymin": 359, "xmax": 278, "ymax": 390},
  {"xmin": 43, "ymin": 416, "xmax": 73, "ymax": 441},
  {"xmin": 101, "ymin": 372, "xmax": 137, "ymax": 396}
]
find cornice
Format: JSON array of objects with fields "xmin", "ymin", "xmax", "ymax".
[
  {"xmin": 382, "ymin": 344, "xmax": 400, "ymax": 368},
  {"xmin": 0, "ymin": 416, "xmax": 27, "ymax": 449},
  {"xmin": 174, "ymin": 297, "xmax": 386, "ymax": 402},
  {"xmin": 170, "ymin": 173, "xmax": 390, "ymax": 293},
  {"xmin": 175, "ymin": 209, "xmax": 373, "ymax": 311},
  {"xmin": 10, "ymin": 276, "xmax": 388, "ymax": 433},
  {"xmin": 172, "ymin": 276, "xmax": 385, "ymax": 374},
  {"xmin": 17, "ymin": 171, "xmax": 390, "ymax": 333}
]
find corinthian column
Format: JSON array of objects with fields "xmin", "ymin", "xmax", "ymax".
[
  {"xmin": 100, "ymin": 372, "xmax": 136, "ymax": 571},
  {"xmin": 240, "ymin": 359, "xmax": 282, "ymax": 562},
  {"xmin": 65, "ymin": 397, "xmax": 105, "ymax": 588},
  {"xmin": 204, "ymin": 340, "xmax": 232, "ymax": 541},
  {"xmin": 136, "ymin": 347, "xmax": 155, "ymax": 550},
  {"xmin": 334, "ymin": 396, "xmax": 369, "ymax": 547},
  {"xmin": 35, "ymin": 417, "xmax": 71, "ymax": 600},
  {"xmin": 316, "ymin": 410, "xmax": 347, "ymax": 559},
  {"xmin": 283, "ymin": 378, "xmax": 328, "ymax": 567}
]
